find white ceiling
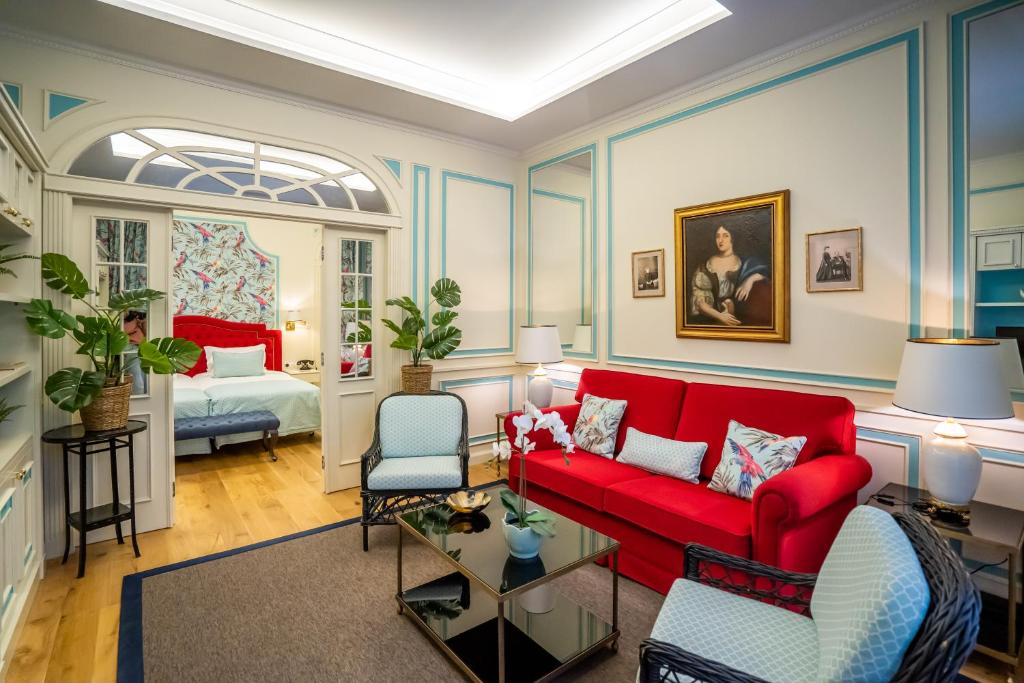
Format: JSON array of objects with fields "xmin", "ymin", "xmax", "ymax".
[{"xmin": 1, "ymin": 0, "xmax": 911, "ymax": 151}]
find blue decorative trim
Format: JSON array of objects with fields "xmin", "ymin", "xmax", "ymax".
[
  {"xmin": 382, "ymin": 158, "xmax": 402, "ymax": 182},
  {"xmin": 951, "ymin": 0, "xmax": 1024, "ymax": 337},
  {"xmin": 606, "ymin": 30, "xmax": 922, "ymax": 387},
  {"xmin": 23, "ymin": 542, "xmax": 33, "ymax": 567},
  {"xmin": 2, "ymin": 82, "xmax": 21, "ymax": 110},
  {"xmin": 411, "ymin": 164, "xmax": 430, "ymax": 313},
  {"xmin": 856, "ymin": 427, "xmax": 921, "ymax": 488},
  {"xmin": 0, "ymin": 491, "xmax": 12, "ymax": 521},
  {"xmin": 528, "ymin": 143, "xmax": 598, "ymax": 360},
  {"xmin": 550, "ymin": 378, "xmax": 580, "ymax": 391},
  {"xmin": 20, "ymin": 463, "xmax": 31, "ymax": 485},
  {"xmin": 970, "ymin": 181, "xmax": 1024, "ymax": 195},
  {"xmin": 1, "ymin": 586, "xmax": 12, "ymax": 618},
  {"xmin": 439, "ymin": 375, "xmax": 514, "ymax": 444},
  {"xmin": 116, "ymin": 480, "xmax": 506, "ymax": 682},
  {"xmin": 45, "ymin": 90, "xmax": 96, "ymax": 125},
  {"xmin": 977, "ymin": 445, "xmax": 1024, "ymax": 466},
  {"xmin": 440, "ymin": 170, "xmax": 515, "ymax": 357},
  {"xmin": 529, "ymin": 189, "xmax": 587, "ymax": 327}
]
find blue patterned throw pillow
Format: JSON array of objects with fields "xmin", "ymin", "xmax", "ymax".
[
  {"xmin": 617, "ymin": 427, "xmax": 707, "ymax": 483},
  {"xmin": 708, "ymin": 420, "xmax": 807, "ymax": 500},
  {"xmin": 572, "ymin": 393, "xmax": 627, "ymax": 458}
]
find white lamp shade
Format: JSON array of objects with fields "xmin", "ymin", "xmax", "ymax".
[
  {"xmin": 515, "ymin": 325, "xmax": 563, "ymax": 364},
  {"xmin": 893, "ymin": 338, "xmax": 1012, "ymax": 419},
  {"xmin": 987, "ymin": 337, "xmax": 1024, "ymax": 390},
  {"xmin": 572, "ymin": 324, "xmax": 592, "ymax": 353}
]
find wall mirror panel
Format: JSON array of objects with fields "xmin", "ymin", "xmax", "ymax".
[
  {"xmin": 964, "ymin": 3, "xmax": 1024, "ymax": 395},
  {"xmin": 528, "ymin": 146, "xmax": 596, "ymax": 359}
]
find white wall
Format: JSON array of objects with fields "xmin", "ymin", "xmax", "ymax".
[{"xmin": 970, "ymin": 151, "xmax": 1024, "ymax": 231}]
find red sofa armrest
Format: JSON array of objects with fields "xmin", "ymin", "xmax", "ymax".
[
  {"xmin": 751, "ymin": 454, "xmax": 872, "ymax": 572},
  {"xmin": 503, "ymin": 403, "xmax": 581, "ymax": 452}
]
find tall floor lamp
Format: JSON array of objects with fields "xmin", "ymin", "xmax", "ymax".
[{"xmin": 515, "ymin": 325, "xmax": 563, "ymax": 408}]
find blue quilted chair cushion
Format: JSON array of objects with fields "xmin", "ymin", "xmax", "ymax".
[
  {"xmin": 366, "ymin": 456, "xmax": 462, "ymax": 490},
  {"xmin": 651, "ymin": 579, "xmax": 819, "ymax": 683},
  {"xmin": 378, "ymin": 394, "xmax": 463, "ymax": 458},
  {"xmin": 811, "ymin": 505, "xmax": 930, "ymax": 682},
  {"xmin": 174, "ymin": 410, "xmax": 280, "ymax": 440}
]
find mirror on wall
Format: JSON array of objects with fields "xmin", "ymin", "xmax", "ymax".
[
  {"xmin": 528, "ymin": 148, "xmax": 596, "ymax": 358},
  {"xmin": 966, "ymin": 4, "xmax": 1024, "ymax": 392}
]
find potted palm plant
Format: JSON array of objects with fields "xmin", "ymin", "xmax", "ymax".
[
  {"xmin": 24, "ymin": 253, "xmax": 201, "ymax": 431},
  {"xmin": 383, "ymin": 278, "xmax": 462, "ymax": 393}
]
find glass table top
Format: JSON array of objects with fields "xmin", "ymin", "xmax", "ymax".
[{"xmin": 398, "ymin": 485, "xmax": 619, "ymax": 598}]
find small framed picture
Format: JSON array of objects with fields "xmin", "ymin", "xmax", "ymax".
[
  {"xmin": 806, "ymin": 228, "xmax": 862, "ymax": 293},
  {"xmin": 632, "ymin": 249, "xmax": 665, "ymax": 297}
]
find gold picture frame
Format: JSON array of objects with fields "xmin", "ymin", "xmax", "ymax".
[
  {"xmin": 632, "ymin": 248, "xmax": 665, "ymax": 297},
  {"xmin": 674, "ymin": 190, "xmax": 789, "ymax": 342},
  {"xmin": 806, "ymin": 227, "xmax": 863, "ymax": 293}
]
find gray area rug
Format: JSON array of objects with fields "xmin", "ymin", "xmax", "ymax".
[{"xmin": 121, "ymin": 516, "xmax": 664, "ymax": 682}]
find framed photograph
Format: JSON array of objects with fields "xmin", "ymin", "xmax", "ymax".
[
  {"xmin": 673, "ymin": 190, "xmax": 789, "ymax": 342},
  {"xmin": 632, "ymin": 249, "xmax": 665, "ymax": 297},
  {"xmin": 806, "ymin": 227, "xmax": 862, "ymax": 292}
]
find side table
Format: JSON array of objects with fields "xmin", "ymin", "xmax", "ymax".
[
  {"xmin": 42, "ymin": 420, "xmax": 147, "ymax": 578},
  {"xmin": 868, "ymin": 482, "xmax": 1024, "ymax": 680}
]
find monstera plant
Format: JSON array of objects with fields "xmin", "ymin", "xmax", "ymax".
[
  {"xmin": 24, "ymin": 253, "xmax": 200, "ymax": 430},
  {"xmin": 383, "ymin": 277, "xmax": 462, "ymax": 393}
]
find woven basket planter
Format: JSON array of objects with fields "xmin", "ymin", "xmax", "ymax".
[
  {"xmin": 400, "ymin": 364, "xmax": 433, "ymax": 394},
  {"xmin": 79, "ymin": 381, "xmax": 132, "ymax": 432}
]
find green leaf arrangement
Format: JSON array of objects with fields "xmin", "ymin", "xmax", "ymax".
[
  {"xmin": 500, "ymin": 488, "xmax": 558, "ymax": 537},
  {"xmin": 0, "ymin": 397, "xmax": 22, "ymax": 424},
  {"xmin": 383, "ymin": 278, "xmax": 462, "ymax": 366},
  {"xmin": 24, "ymin": 253, "xmax": 201, "ymax": 413}
]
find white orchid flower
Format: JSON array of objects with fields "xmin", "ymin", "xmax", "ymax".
[
  {"xmin": 497, "ymin": 440, "xmax": 512, "ymax": 461},
  {"xmin": 515, "ymin": 435, "xmax": 536, "ymax": 455},
  {"xmin": 511, "ymin": 413, "xmax": 534, "ymax": 438},
  {"xmin": 523, "ymin": 401, "xmax": 544, "ymax": 421}
]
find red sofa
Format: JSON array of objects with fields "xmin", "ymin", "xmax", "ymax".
[{"xmin": 505, "ymin": 368, "xmax": 871, "ymax": 595}]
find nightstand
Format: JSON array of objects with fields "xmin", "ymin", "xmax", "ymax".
[{"xmin": 284, "ymin": 368, "xmax": 321, "ymax": 387}]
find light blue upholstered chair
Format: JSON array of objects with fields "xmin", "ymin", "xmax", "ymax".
[
  {"xmin": 639, "ymin": 506, "xmax": 980, "ymax": 683},
  {"xmin": 360, "ymin": 391, "xmax": 469, "ymax": 551}
]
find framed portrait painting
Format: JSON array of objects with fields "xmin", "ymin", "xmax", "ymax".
[
  {"xmin": 673, "ymin": 190, "xmax": 789, "ymax": 342},
  {"xmin": 806, "ymin": 227, "xmax": 862, "ymax": 292},
  {"xmin": 632, "ymin": 249, "xmax": 665, "ymax": 297}
]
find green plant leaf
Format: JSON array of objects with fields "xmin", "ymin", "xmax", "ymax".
[
  {"xmin": 40, "ymin": 253, "xmax": 92, "ymax": 299},
  {"xmin": 500, "ymin": 489, "xmax": 521, "ymax": 520},
  {"xmin": 385, "ymin": 296, "xmax": 422, "ymax": 319},
  {"xmin": 389, "ymin": 333, "xmax": 418, "ymax": 351},
  {"xmin": 431, "ymin": 310, "xmax": 458, "ymax": 327},
  {"xmin": 138, "ymin": 337, "xmax": 201, "ymax": 374},
  {"xmin": 401, "ymin": 315, "xmax": 424, "ymax": 336},
  {"xmin": 73, "ymin": 319, "xmax": 130, "ymax": 360},
  {"xmin": 107, "ymin": 288, "xmax": 165, "ymax": 311},
  {"xmin": 44, "ymin": 367, "xmax": 105, "ymax": 412},
  {"xmin": 24, "ymin": 298, "xmax": 77, "ymax": 339},
  {"xmin": 430, "ymin": 278, "xmax": 461, "ymax": 308},
  {"xmin": 421, "ymin": 325, "xmax": 462, "ymax": 360}
]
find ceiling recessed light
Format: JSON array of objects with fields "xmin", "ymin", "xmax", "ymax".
[{"xmin": 97, "ymin": 0, "xmax": 731, "ymax": 121}]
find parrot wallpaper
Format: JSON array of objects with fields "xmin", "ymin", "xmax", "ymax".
[{"xmin": 171, "ymin": 217, "xmax": 280, "ymax": 328}]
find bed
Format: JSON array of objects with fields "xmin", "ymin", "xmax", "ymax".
[{"xmin": 172, "ymin": 316, "xmax": 321, "ymax": 456}]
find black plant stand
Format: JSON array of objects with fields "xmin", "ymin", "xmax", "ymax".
[{"xmin": 43, "ymin": 420, "xmax": 147, "ymax": 578}]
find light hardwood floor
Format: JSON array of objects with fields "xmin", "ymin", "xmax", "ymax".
[{"xmin": 4, "ymin": 435, "xmax": 1011, "ymax": 682}]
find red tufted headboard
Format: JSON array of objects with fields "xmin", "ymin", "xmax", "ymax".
[{"xmin": 173, "ymin": 315, "xmax": 282, "ymax": 377}]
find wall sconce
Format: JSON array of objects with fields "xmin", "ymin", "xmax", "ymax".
[{"xmin": 285, "ymin": 309, "xmax": 307, "ymax": 332}]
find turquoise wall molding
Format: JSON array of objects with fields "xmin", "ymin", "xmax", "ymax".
[
  {"xmin": 529, "ymin": 188, "xmax": 587, "ymax": 342},
  {"xmin": 1, "ymin": 82, "xmax": 21, "ymax": 110},
  {"xmin": 440, "ymin": 170, "xmax": 515, "ymax": 357},
  {"xmin": 969, "ymin": 181, "xmax": 1024, "ymax": 195},
  {"xmin": 44, "ymin": 90, "xmax": 98, "ymax": 127},
  {"xmin": 382, "ymin": 157, "xmax": 402, "ymax": 182},
  {"xmin": 855, "ymin": 428, "xmax": 921, "ymax": 488},
  {"xmin": 605, "ymin": 29, "xmax": 922, "ymax": 389},
  {"xmin": 950, "ymin": 0, "xmax": 1024, "ymax": 337},
  {"xmin": 411, "ymin": 164, "xmax": 430, "ymax": 314},
  {"xmin": 438, "ymin": 374, "xmax": 514, "ymax": 444},
  {"xmin": 528, "ymin": 143, "xmax": 598, "ymax": 360}
]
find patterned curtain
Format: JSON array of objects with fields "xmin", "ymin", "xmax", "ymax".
[{"xmin": 171, "ymin": 218, "xmax": 279, "ymax": 327}]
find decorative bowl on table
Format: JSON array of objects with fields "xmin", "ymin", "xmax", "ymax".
[{"xmin": 447, "ymin": 490, "xmax": 491, "ymax": 514}]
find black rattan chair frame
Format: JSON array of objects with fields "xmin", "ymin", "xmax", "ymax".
[
  {"xmin": 360, "ymin": 391, "xmax": 470, "ymax": 551},
  {"xmin": 639, "ymin": 510, "xmax": 981, "ymax": 683}
]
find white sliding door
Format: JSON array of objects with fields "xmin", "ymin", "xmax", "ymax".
[{"xmin": 321, "ymin": 226, "xmax": 386, "ymax": 492}]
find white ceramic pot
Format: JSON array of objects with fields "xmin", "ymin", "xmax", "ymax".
[
  {"xmin": 503, "ymin": 512, "xmax": 543, "ymax": 559},
  {"xmin": 519, "ymin": 584, "xmax": 556, "ymax": 614}
]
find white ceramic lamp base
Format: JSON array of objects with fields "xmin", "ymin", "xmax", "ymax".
[
  {"xmin": 527, "ymin": 367, "xmax": 554, "ymax": 408},
  {"xmin": 922, "ymin": 419, "xmax": 982, "ymax": 507}
]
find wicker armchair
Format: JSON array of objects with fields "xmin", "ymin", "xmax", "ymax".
[
  {"xmin": 639, "ymin": 509, "xmax": 980, "ymax": 683},
  {"xmin": 360, "ymin": 391, "xmax": 470, "ymax": 551}
]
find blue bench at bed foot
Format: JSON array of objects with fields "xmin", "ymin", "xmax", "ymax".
[{"xmin": 174, "ymin": 410, "xmax": 281, "ymax": 461}]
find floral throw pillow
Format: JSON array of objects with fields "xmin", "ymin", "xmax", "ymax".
[
  {"xmin": 572, "ymin": 393, "xmax": 627, "ymax": 459},
  {"xmin": 709, "ymin": 420, "xmax": 807, "ymax": 501}
]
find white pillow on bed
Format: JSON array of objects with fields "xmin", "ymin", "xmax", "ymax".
[{"xmin": 204, "ymin": 344, "xmax": 265, "ymax": 373}]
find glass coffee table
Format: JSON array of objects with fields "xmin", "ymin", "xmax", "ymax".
[{"xmin": 396, "ymin": 485, "xmax": 620, "ymax": 683}]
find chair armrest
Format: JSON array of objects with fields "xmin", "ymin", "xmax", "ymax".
[
  {"xmin": 684, "ymin": 544, "xmax": 817, "ymax": 614},
  {"xmin": 502, "ymin": 403, "xmax": 581, "ymax": 451},
  {"xmin": 639, "ymin": 638, "xmax": 771, "ymax": 683},
  {"xmin": 751, "ymin": 453, "xmax": 871, "ymax": 569},
  {"xmin": 360, "ymin": 438, "xmax": 382, "ymax": 491}
]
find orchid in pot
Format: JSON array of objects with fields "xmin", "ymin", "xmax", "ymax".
[{"xmin": 494, "ymin": 402, "xmax": 573, "ymax": 559}]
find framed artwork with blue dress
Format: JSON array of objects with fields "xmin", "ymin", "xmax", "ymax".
[{"xmin": 673, "ymin": 190, "xmax": 790, "ymax": 342}]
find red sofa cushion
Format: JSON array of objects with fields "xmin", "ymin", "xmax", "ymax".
[
  {"xmin": 574, "ymin": 369, "xmax": 687, "ymax": 454},
  {"xmin": 675, "ymin": 383, "xmax": 856, "ymax": 480},
  {"xmin": 604, "ymin": 477, "xmax": 752, "ymax": 558},
  {"xmin": 509, "ymin": 449, "xmax": 653, "ymax": 511}
]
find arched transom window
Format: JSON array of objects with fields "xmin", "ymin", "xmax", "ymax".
[{"xmin": 68, "ymin": 128, "xmax": 390, "ymax": 213}]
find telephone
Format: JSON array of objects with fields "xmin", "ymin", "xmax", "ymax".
[{"xmin": 296, "ymin": 359, "xmax": 316, "ymax": 371}]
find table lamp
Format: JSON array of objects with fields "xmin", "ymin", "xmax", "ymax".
[
  {"xmin": 515, "ymin": 325, "xmax": 563, "ymax": 408},
  {"xmin": 893, "ymin": 338, "xmax": 1013, "ymax": 515}
]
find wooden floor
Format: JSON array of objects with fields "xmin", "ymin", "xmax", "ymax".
[{"xmin": 3, "ymin": 435, "xmax": 1012, "ymax": 682}]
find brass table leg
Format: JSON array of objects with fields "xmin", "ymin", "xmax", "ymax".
[{"xmin": 611, "ymin": 549, "xmax": 620, "ymax": 651}]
